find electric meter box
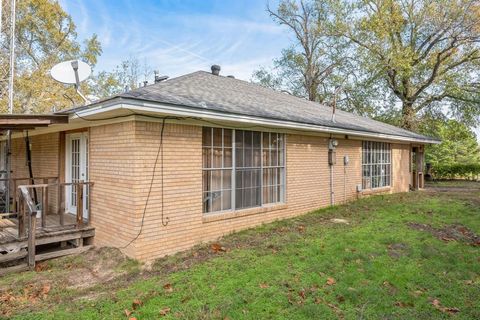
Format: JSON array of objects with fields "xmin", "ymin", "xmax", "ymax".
[{"xmin": 343, "ymin": 155, "xmax": 349, "ymax": 165}]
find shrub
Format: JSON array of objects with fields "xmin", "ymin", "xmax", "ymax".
[{"xmin": 431, "ymin": 163, "xmax": 480, "ymax": 180}]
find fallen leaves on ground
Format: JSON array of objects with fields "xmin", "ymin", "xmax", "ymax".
[
  {"xmin": 132, "ymin": 299, "xmax": 142, "ymax": 310},
  {"xmin": 124, "ymin": 309, "xmax": 132, "ymax": 317},
  {"xmin": 326, "ymin": 277, "xmax": 336, "ymax": 286},
  {"xmin": 35, "ymin": 262, "xmax": 50, "ymax": 272},
  {"xmin": 163, "ymin": 283, "xmax": 173, "ymax": 293},
  {"xmin": 298, "ymin": 289, "xmax": 306, "ymax": 300},
  {"xmin": 431, "ymin": 298, "xmax": 460, "ymax": 314},
  {"xmin": 259, "ymin": 283, "xmax": 269, "ymax": 289},
  {"xmin": 159, "ymin": 307, "xmax": 171, "ymax": 316},
  {"xmin": 211, "ymin": 243, "xmax": 227, "ymax": 253},
  {"xmin": 394, "ymin": 301, "xmax": 413, "ymax": 308}
]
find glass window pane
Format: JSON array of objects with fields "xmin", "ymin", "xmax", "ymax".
[
  {"xmin": 202, "ymin": 127, "xmax": 211, "ymax": 147},
  {"xmin": 213, "ymin": 128, "xmax": 222, "ymax": 146},
  {"xmin": 263, "ymin": 132, "xmax": 270, "ymax": 148},
  {"xmin": 245, "ymin": 146, "xmax": 253, "ymax": 167},
  {"xmin": 212, "ymin": 170, "xmax": 222, "ymax": 191},
  {"xmin": 253, "ymin": 148, "xmax": 261, "ymax": 167},
  {"xmin": 236, "ymin": 130, "xmax": 244, "ymax": 148},
  {"xmin": 222, "ymin": 190, "xmax": 232, "ymax": 210},
  {"xmin": 271, "ymin": 149, "xmax": 278, "ymax": 167},
  {"xmin": 224, "ymin": 129, "xmax": 232, "ymax": 146},
  {"xmin": 202, "ymin": 148, "xmax": 211, "ymax": 168},
  {"xmin": 223, "ymin": 170, "xmax": 232, "ymax": 189},
  {"xmin": 244, "ymin": 131, "xmax": 252, "ymax": 148},
  {"xmin": 224, "ymin": 148, "xmax": 232, "ymax": 168},
  {"xmin": 236, "ymin": 147, "xmax": 244, "ymax": 168},
  {"xmin": 212, "ymin": 191, "xmax": 221, "ymax": 212},
  {"xmin": 278, "ymin": 149, "xmax": 284, "ymax": 166},
  {"xmin": 203, "ymin": 170, "xmax": 210, "ymax": 191},
  {"xmin": 213, "ymin": 148, "xmax": 223, "ymax": 168},
  {"xmin": 253, "ymin": 132, "xmax": 261, "ymax": 148},
  {"xmin": 203, "ymin": 192, "xmax": 211, "ymax": 213}
]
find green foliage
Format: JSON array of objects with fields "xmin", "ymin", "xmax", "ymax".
[
  {"xmin": 333, "ymin": 0, "xmax": 480, "ymax": 129},
  {"xmin": 253, "ymin": 0, "xmax": 345, "ymax": 104},
  {"xmin": 255, "ymin": 0, "xmax": 480, "ymax": 130},
  {"xmin": 90, "ymin": 56, "xmax": 154, "ymax": 99},
  {"xmin": 423, "ymin": 119, "xmax": 480, "ymax": 166},
  {"xmin": 432, "ymin": 163, "xmax": 480, "ymax": 180},
  {"xmin": 4, "ymin": 184, "xmax": 480, "ymax": 318},
  {"xmin": 0, "ymin": 0, "xmax": 102, "ymax": 113}
]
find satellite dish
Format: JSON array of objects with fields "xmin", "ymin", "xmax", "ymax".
[
  {"xmin": 51, "ymin": 60, "xmax": 91, "ymax": 85},
  {"xmin": 50, "ymin": 60, "xmax": 92, "ymax": 104}
]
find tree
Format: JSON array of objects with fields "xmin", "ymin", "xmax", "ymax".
[
  {"xmin": 422, "ymin": 119, "xmax": 480, "ymax": 166},
  {"xmin": 90, "ymin": 56, "xmax": 155, "ymax": 99},
  {"xmin": 334, "ymin": 0, "xmax": 480, "ymax": 130},
  {"xmin": 253, "ymin": 0, "xmax": 342, "ymax": 103},
  {"xmin": 0, "ymin": 0, "xmax": 101, "ymax": 113}
]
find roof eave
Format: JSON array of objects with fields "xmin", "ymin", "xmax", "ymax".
[{"xmin": 67, "ymin": 98, "xmax": 440, "ymax": 144}]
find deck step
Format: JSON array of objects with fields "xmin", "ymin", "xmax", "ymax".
[
  {"xmin": 35, "ymin": 245, "xmax": 92, "ymax": 262},
  {"xmin": 0, "ymin": 250, "xmax": 27, "ymax": 264},
  {"xmin": 0, "ymin": 263, "xmax": 29, "ymax": 276}
]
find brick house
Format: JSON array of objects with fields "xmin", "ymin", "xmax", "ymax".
[{"xmin": 5, "ymin": 67, "xmax": 439, "ymax": 261}]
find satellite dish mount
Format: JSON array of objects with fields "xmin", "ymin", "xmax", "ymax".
[{"xmin": 51, "ymin": 59, "xmax": 92, "ymax": 104}]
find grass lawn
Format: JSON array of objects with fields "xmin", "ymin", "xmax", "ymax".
[{"xmin": 1, "ymin": 181, "xmax": 479, "ymax": 319}]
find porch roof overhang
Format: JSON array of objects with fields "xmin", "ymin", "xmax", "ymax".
[{"xmin": 0, "ymin": 114, "xmax": 69, "ymax": 133}]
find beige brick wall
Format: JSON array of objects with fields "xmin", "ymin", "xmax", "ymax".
[
  {"xmin": 10, "ymin": 133, "xmax": 60, "ymax": 213},
  {"xmin": 89, "ymin": 121, "xmax": 139, "ymax": 258},
  {"xmin": 130, "ymin": 122, "xmax": 411, "ymax": 261},
  {"xmin": 7, "ymin": 122, "xmax": 414, "ymax": 261}
]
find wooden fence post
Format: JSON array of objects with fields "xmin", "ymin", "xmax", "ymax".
[
  {"xmin": 27, "ymin": 211, "xmax": 36, "ymax": 268},
  {"xmin": 18, "ymin": 193, "xmax": 25, "ymax": 238},
  {"xmin": 41, "ymin": 179, "xmax": 48, "ymax": 228},
  {"xmin": 58, "ymin": 182, "xmax": 64, "ymax": 226},
  {"xmin": 76, "ymin": 181, "xmax": 84, "ymax": 229},
  {"xmin": 12, "ymin": 180, "xmax": 17, "ymax": 214}
]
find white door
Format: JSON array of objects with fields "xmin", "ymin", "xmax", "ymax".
[{"xmin": 66, "ymin": 133, "xmax": 89, "ymax": 219}]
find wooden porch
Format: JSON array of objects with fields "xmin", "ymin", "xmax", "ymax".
[{"xmin": 0, "ymin": 179, "xmax": 94, "ymax": 275}]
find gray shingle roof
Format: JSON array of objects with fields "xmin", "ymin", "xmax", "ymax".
[{"xmin": 75, "ymin": 71, "xmax": 439, "ymax": 142}]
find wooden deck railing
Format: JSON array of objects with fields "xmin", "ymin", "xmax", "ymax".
[
  {"xmin": 0, "ymin": 176, "xmax": 58, "ymax": 215},
  {"xmin": 16, "ymin": 180, "xmax": 94, "ymax": 268}
]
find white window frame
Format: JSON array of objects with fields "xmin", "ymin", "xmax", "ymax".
[{"xmin": 202, "ymin": 127, "xmax": 286, "ymax": 214}]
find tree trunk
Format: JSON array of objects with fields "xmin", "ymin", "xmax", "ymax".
[{"xmin": 401, "ymin": 102, "xmax": 417, "ymax": 130}]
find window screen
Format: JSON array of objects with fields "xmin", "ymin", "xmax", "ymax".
[
  {"xmin": 362, "ymin": 141, "xmax": 391, "ymax": 189},
  {"xmin": 202, "ymin": 127, "xmax": 286, "ymax": 214}
]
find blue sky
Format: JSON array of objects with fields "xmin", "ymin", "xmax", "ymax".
[
  {"xmin": 60, "ymin": 0, "xmax": 289, "ymax": 81},
  {"xmin": 59, "ymin": 0, "xmax": 479, "ymax": 139}
]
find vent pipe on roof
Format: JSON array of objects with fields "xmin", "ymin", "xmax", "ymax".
[
  {"xmin": 154, "ymin": 70, "xmax": 169, "ymax": 83},
  {"xmin": 211, "ymin": 65, "xmax": 221, "ymax": 76}
]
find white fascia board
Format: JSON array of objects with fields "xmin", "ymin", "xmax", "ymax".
[{"xmin": 72, "ymin": 98, "xmax": 441, "ymax": 144}]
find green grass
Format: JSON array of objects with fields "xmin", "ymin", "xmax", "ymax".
[{"xmin": 1, "ymin": 182, "xmax": 480, "ymax": 319}]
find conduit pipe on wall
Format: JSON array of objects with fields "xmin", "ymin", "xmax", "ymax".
[{"xmin": 328, "ymin": 139, "xmax": 338, "ymax": 206}]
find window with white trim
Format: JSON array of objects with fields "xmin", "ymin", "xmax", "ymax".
[
  {"xmin": 202, "ymin": 127, "xmax": 285, "ymax": 214},
  {"xmin": 362, "ymin": 141, "xmax": 391, "ymax": 189}
]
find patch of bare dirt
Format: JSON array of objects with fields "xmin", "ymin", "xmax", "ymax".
[
  {"xmin": 407, "ymin": 223, "xmax": 480, "ymax": 246},
  {"xmin": 66, "ymin": 247, "xmax": 129, "ymax": 289},
  {"xmin": 387, "ymin": 243, "xmax": 410, "ymax": 259}
]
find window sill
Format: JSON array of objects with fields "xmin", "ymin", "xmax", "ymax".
[
  {"xmin": 360, "ymin": 186, "xmax": 391, "ymax": 196},
  {"xmin": 202, "ymin": 203, "xmax": 288, "ymax": 223}
]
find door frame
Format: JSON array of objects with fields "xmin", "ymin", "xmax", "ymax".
[{"xmin": 65, "ymin": 132, "xmax": 89, "ymax": 218}]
